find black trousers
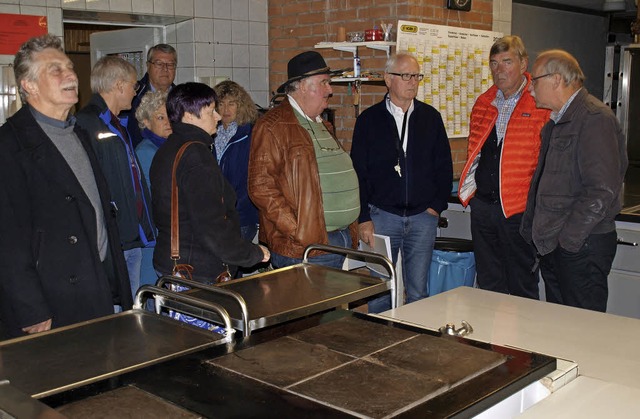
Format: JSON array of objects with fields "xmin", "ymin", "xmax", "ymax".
[
  {"xmin": 540, "ymin": 230, "xmax": 617, "ymax": 312},
  {"xmin": 470, "ymin": 197, "xmax": 539, "ymax": 299}
]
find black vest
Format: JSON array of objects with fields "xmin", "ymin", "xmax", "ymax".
[{"xmin": 475, "ymin": 125, "xmax": 501, "ymax": 204}]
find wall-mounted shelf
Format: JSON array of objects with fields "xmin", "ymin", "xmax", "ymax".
[
  {"xmin": 331, "ymin": 77, "xmax": 385, "ymax": 85},
  {"xmin": 315, "ymin": 41, "xmax": 396, "ymax": 57},
  {"xmin": 316, "ymin": 42, "xmax": 395, "ymax": 116}
]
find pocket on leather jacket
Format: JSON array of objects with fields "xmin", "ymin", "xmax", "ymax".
[{"xmin": 538, "ymin": 194, "xmax": 573, "ymax": 212}]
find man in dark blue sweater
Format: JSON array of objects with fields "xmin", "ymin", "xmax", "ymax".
[{"xmin": 351, "ymin": 52, "xmax": 453, "ymax": 313}]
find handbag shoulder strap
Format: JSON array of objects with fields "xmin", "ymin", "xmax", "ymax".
[{"xmin": 171, "ymin": 141, "xmax": 201, "ymax": 262}]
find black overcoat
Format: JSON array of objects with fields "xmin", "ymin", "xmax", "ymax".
[{"xmin": 0, "ymin": 106, "xmax": 132, "ymax": 338}]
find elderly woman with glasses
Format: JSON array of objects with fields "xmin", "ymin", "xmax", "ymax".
[
  {"xmin": 150, "ymin": 82, "xmax": 269, "ymax": 284},
  {"xmin": 213, "ymin": 80, "xmax": 260, "ymax": 244}
]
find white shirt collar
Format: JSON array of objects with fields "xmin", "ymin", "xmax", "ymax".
[
  {"xmin": 385, "ymin": 95, "xmax": 414, "ymax": 116},
  {"xmin": 288, "ymin": 94, "xmax": 323, "ymax": 123}
]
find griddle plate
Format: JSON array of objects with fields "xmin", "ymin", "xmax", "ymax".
[
  {"xmin": 209, "ymin": 317, "xmax": 506, "ymax": 418},
  {"xmin": 56, "ymin": 385, "xmax": 201, "ymax": 419}
]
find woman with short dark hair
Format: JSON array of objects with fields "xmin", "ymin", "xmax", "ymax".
[{"xmin": 150, "ymin": 82, "xmax": 269, "ymax": 283}]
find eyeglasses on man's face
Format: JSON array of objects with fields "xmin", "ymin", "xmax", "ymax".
[
  {"xmin": 388, "ymin": 72, "xmax": 424, "ymax": 81},
  {"xmin": 148, "ymin": 60, "xmax": 177, "ymax": 71},
  {"xmin": 531, "ymin": 73, "xmax": 554, "ymax": 86},
  {"xmin": 123, "ymin": 80, "xmax": 139, "ymax": 91}
]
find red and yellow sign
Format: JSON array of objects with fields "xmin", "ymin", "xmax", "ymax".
[{"xmin": 0, "ymin": 13, "xmax": 48, "ymax": 55}]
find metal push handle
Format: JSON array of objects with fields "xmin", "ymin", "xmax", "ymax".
[
  {"xmin": 617, "ymin": 237, "xmax": 638, "ymax": 246},
  {"xmin": 155, "ymin": 276, "xmax": 251, "ymax": 337},
  {"xmin": 303, "ymin": 243, "xmax": 397, "ymax": 307},
  {"xmin": 134, "ymin": 285, "xmax": 235, "ymax": 341},
  {"xmin": 303, "ymin": 244, "xmax": 395, "ymax": 279}
]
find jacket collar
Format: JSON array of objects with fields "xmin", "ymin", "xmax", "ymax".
[
  {"xmin": 141, "ymin": 128, "xmax": 167, "ymax": 148},
  {"xmin": 552, "ymin": 87, "xmax": 586, "ymax": 124},
  {"xmin": 87, "ymin": 93, "xmax": 131, "ymax": 129},
  {"xmin": 171, "ymin": 121, "xmax": 214, "ymax": 146}
]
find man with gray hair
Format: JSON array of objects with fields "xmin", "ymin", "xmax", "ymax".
[
  {"xmin": 351, "ymin": 52, "xmax": 453, "ymax": 313},
  {"xmin": 76, "ymin": 55, "xmax": 156, "ymax": 300},
  {"xmin": 458, "ymin": 35, "xmax": 550, "ymax": 300},
  {"xmin": 248, "ymin": 51, "xmax": 360, "ymax": 269},
  {"xmin": 0, "ymin": 34, "xmax": 131, "ymax": 338},
  {"xmin": 128, "ymin": 43, "xmax": 177, "ymax": 146},
  {"xmin": 521, "ymin": 49, "xmax": 628, "ymax": 312}
]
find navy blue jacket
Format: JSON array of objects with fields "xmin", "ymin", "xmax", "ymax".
[
  {"xmin": 351, "ymin": 96, "xmax": 453, "ymax": 222},
  {"xmin": 76, "ymin": 94, "xmax": 156, "ymax": 251},
  {"xmin": 214, "ymin": 123, "xmax": 259, "ymax": 228}
]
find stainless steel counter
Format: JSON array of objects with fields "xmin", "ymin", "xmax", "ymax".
[
  {"xmin": 29, "ymin": 311, "xmax": 555, "ymax": 418},
  {"xmin": 161, "ymin": 263, "xmax": 390, "ymax": 333},
  {"xmin": 0, "ymin": 310, "xmax": 228, "ymax": 398}
]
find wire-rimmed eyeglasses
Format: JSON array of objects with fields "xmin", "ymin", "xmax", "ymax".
[
  {"xmin": 531, "ymin": 73, "xmax": 554, "ymax": 85},
  {"xmin": 388, "ymin": 72, "xmax": 424, "ymax": 81},
  {"xmin": 148, "ymin": 60, "xmax": 177, "ymax": 71},
  {"xmin": 123, "ymin": 80, "xmax": 140, "ymax": 91}
]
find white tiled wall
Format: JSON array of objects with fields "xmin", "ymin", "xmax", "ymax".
[
  {"xmin": 0, "ymin": 0, "xmax": 270, "ymax": 106},
  {"xmin": 493, "ymin": 0, "xmax": 513, "ymax": 35}
]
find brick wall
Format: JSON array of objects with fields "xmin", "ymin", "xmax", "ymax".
[{"xmin": 268, "ymin": 0, "xmax": 493, "ymax": 178}]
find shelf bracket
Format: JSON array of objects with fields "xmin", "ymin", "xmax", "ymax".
[
  {"xmin": 315, "ymin": 41, "xmax": 395, "ymax": 58},
  {"xmin": 333, "ymin": 45, "xmax": 358, "ymax": 56}
]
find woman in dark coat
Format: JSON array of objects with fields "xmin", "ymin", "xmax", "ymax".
[
  {"xmin": 213, "ymin": 80, "xmax": 260, "ymax": 243},
  {"xmin": 150, "ymin": 82, "xmax": 269, "ymax": 283}
]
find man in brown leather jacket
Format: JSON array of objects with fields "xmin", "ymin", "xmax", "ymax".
[{"xmin": 248, "ymin": 51, "xmax": 359, "ymax": 269}]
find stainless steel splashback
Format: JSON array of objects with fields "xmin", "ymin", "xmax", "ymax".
[{"xmin": 617, "ymin": 44, "xmax": 640, "ymax": 163}]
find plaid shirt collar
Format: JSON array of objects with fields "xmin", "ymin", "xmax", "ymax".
[
  {"xmin": 493, "ymin": 76, "xmax": 527, "ymax": 146},
  {"xmin": 551, "ymin": 88, "xmax": 582, "ymax": 123}
]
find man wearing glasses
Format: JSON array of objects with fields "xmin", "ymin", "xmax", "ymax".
[
  {"xmin": 76, "ymin": 56, "xmax": 156, "ymax": 302},
  {"xmin": 351, "ymin": 52, "xmax": 453, "ymax": 313},
  {"xmin": 249, "ymin": 51, "xmax": 360, "ymax": 269},
  {"xmin": 458, "ymin": 36, "xmax": 550, "ymax": 300},
  {"xmin": 521, "ymin": 50, "xmax": 627, "ymax": 312},
  {"xmin": 128, "ymin": 44, "xmax": 177, "ymax": 147}
]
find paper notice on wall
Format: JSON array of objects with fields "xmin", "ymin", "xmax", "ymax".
[
  {"xmin": 0, "ymin": 14, "xmax": 48, "ymax": 56},
  {"xmin": 396, "ymin": 20, "xmax": 503, "ymax": 139}
]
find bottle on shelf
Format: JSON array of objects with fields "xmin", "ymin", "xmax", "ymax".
[{"xmin": 353, "ymin": 54, "xmax": 361, "ymax": 77}]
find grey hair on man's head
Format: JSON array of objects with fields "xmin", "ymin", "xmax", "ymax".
[
  {"xmin": 147, "ymin": 43, "xmax": 177, "ymax": 63},
  {"xmin": 284, "ymin": 79, "xmax": 301, "ymax": 95},
  {"xmin": 385, "ymin": 51, "xmax": 419, "ymax": 73},
  {"xmin": 13, "ymin": 34, "xmax": 64, "ymax": 102},
  {"xmin": 536, "ymin": 49, "xmax": 585, "ymax": 87},
  {"xmin": 90, "ymin": 55, "xmax": 137, "ymax": 94},
  {"xmin": 135, "ymin": 90, "xmax": 169, "ymax": 129}
]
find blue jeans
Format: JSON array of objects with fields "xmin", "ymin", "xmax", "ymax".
[
  {"xmin": 124, "ymin": 247, "xmax": 142, "ymax": 300},
  {"xmin": 270, "ymin": 228, "xmax": 351, "ymax": 270},
  {"xmin": 140, "ymin": 247, "xmax": 159, "ymax": 287},
  {"xmin": 367, "ymin": 205, "xmax": 438, "ymax": 313}
]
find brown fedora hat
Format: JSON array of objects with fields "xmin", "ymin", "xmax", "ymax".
[{"xmin": 277, "ymin": 51, "xmax": 341, "ymax": 93}]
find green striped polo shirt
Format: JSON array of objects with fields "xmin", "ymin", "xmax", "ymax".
[{"xmin": 294, "ymin": 110, "xmax": 360, "ymax": 231}]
